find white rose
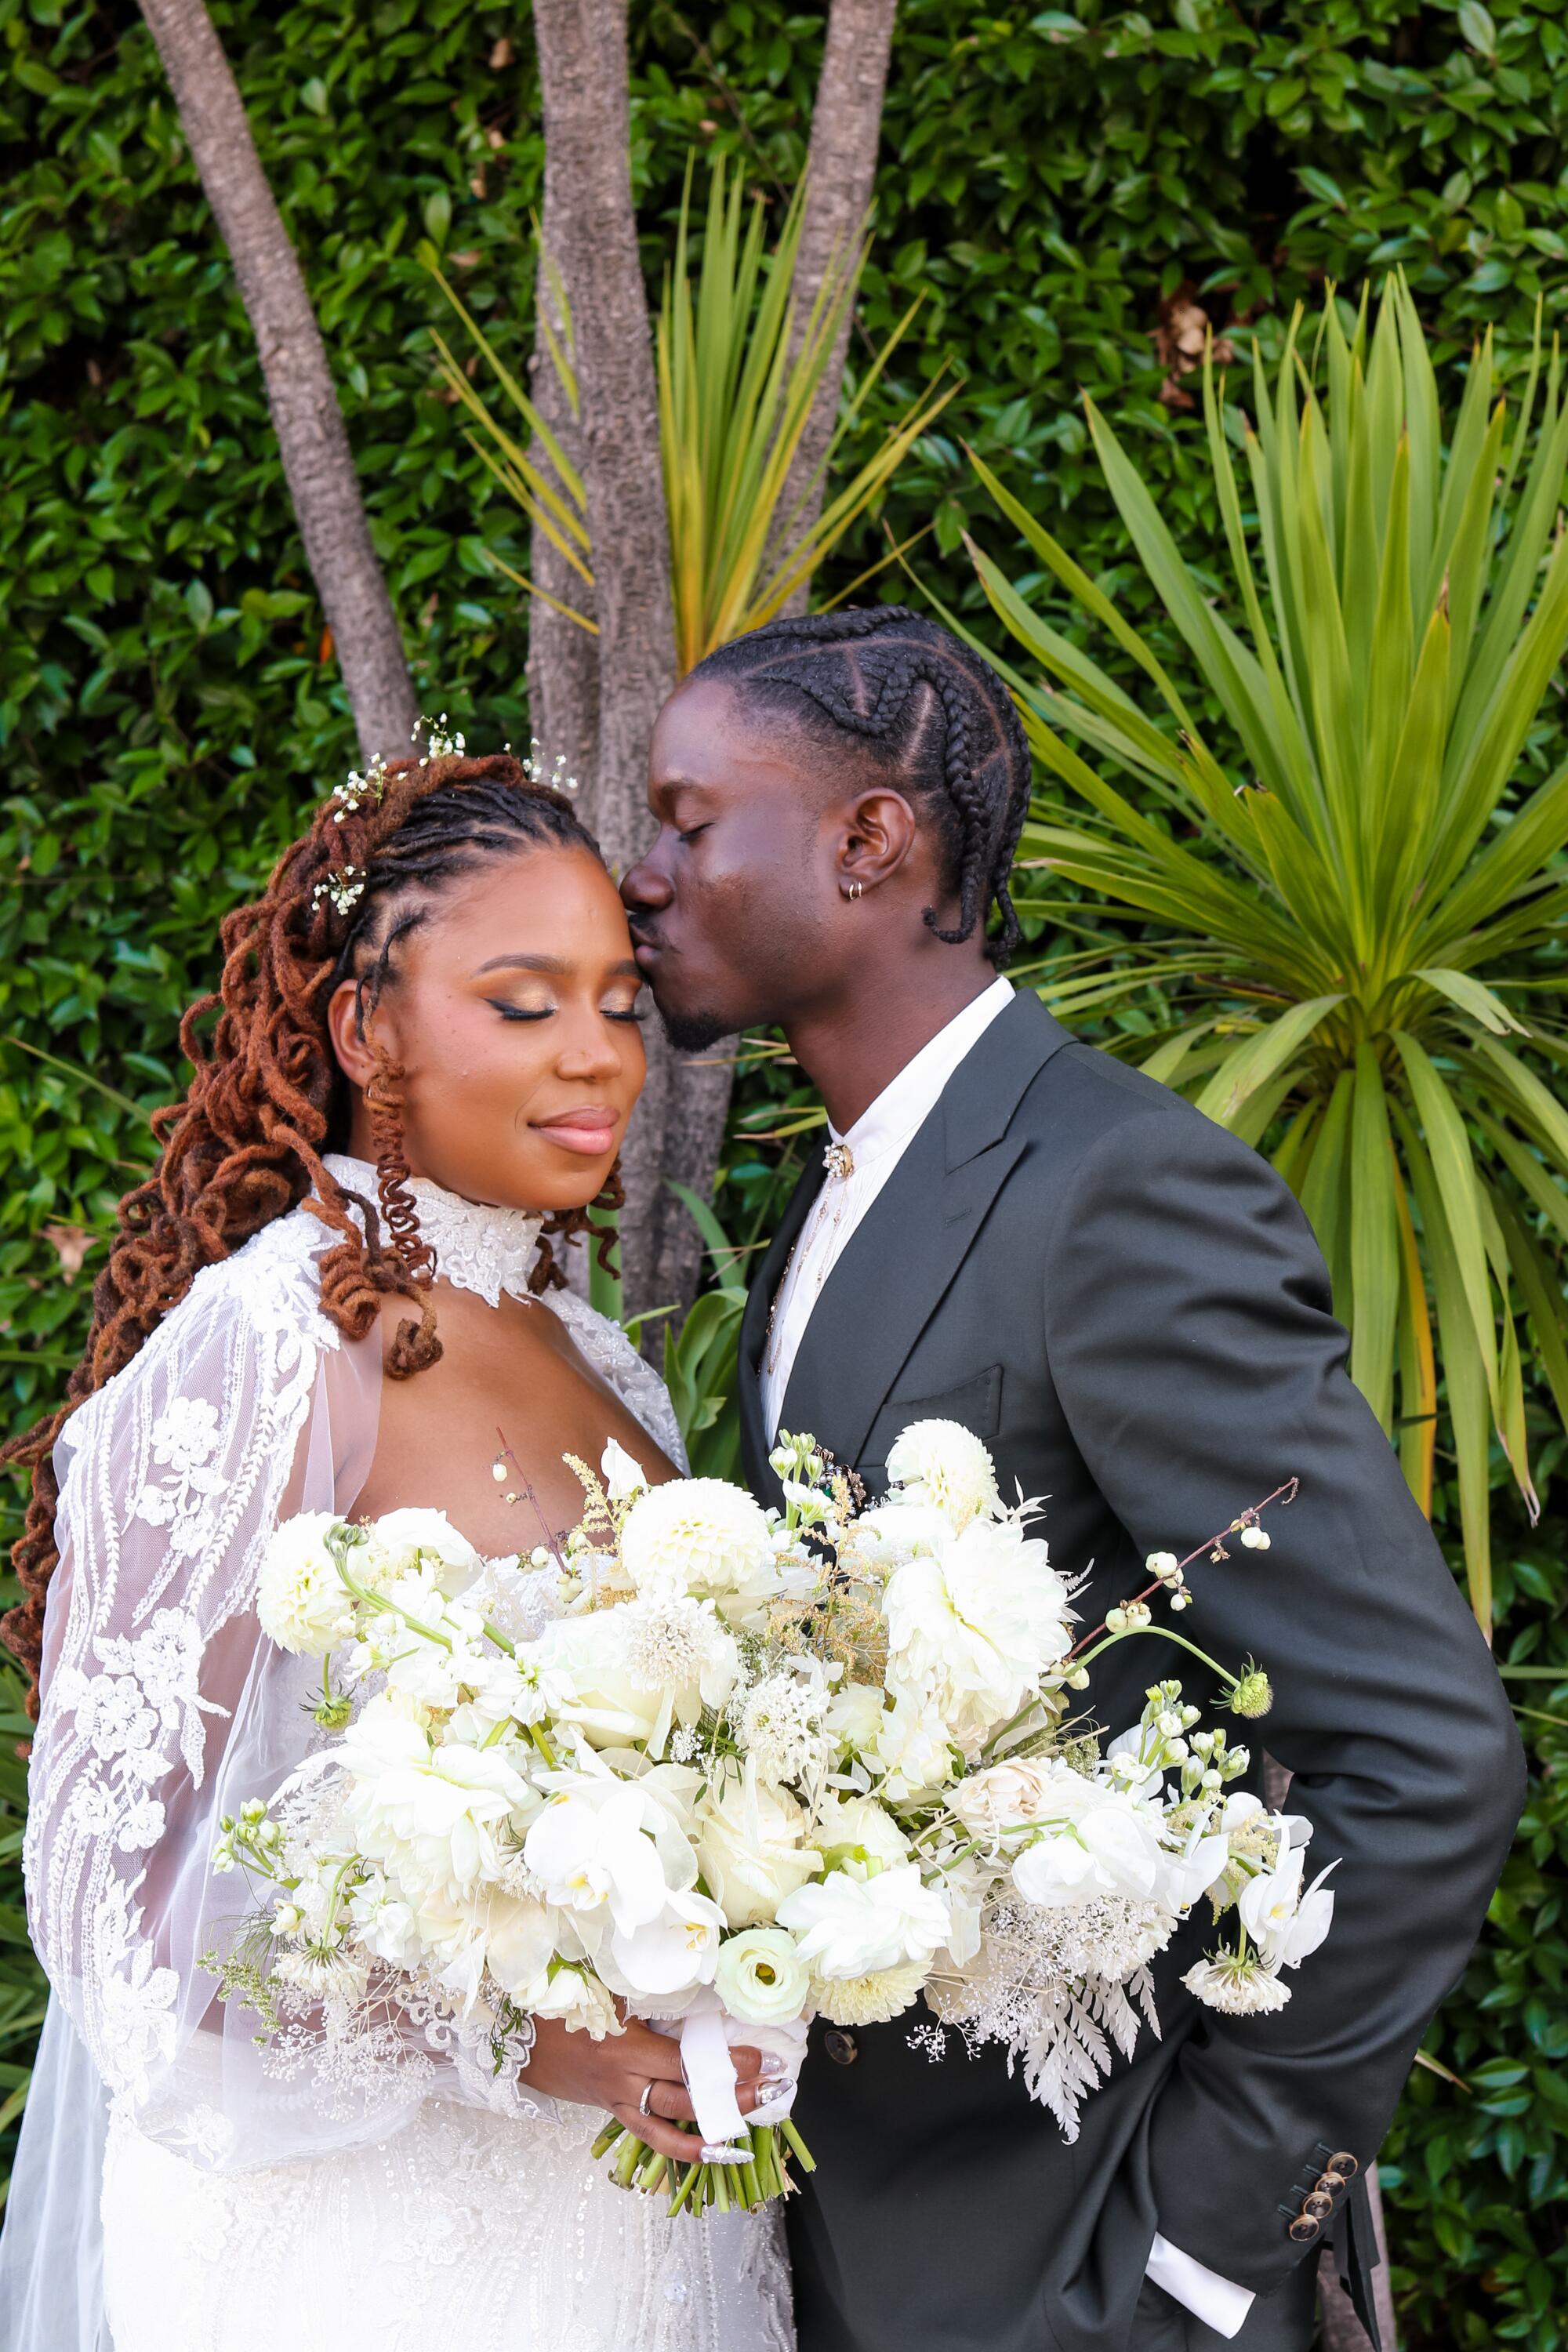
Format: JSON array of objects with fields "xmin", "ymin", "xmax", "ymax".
[
  {"xmin": 530, "ymin": 1963, "xmax": 622, "ymax": 2038},
  {"xmin": 872, "ymin": 1689, "xmax": 957, "ymax": 1799},
  {"xmin": 715, "ymin": 1927, "xmax": 812, "ymax": 2025},
  {"xmin": 695, "ymin": 1766, "xmax": 821, "ymax": 1929},
  {"xmin": 949, "ymin": 1758, "xmax": 1062, "ymax": 1839},
  {"xmin": 1008, "ymin": 1767, "xmax": 1168, "ymax": 1909},
  {"xmin": 619, "ymin": 1479, "xmax": 777, "ymax": 1621},
  {"xmin": 815, "ymin": 1792, "xmax": 911, "ymax": 1871},
  {"xmin": 256, "ymin": 1511, "xmax": 352, "ymax": 1657},
  {"xmin": 883, "ymin": 1512, "xmax": 1072, "ymax": 1746},
  {"xmin": 884, "ymin": 1418, "xmax": 1000, "ymax": 1532},
  {"xmin": 362, "ymin": 1507, "xmax": 484, "ymax": 1595},
  {"xmin": 338, "ymin": 1696, "xmax": 535, "ymax": 1904},
  {"xmin": 823, "ymin": 1682, "xmax": 887, "ymax": 1752},
  {"xmin": 528, "ymin": 1609, "xmax": 704, "ymax": 1755},
  {"xmin": 777, "ymin": 1861, "xmax": 950, "ymax": 1981}
]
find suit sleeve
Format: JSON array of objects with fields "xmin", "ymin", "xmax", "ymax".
[{"xmin": 1040, "ymin": 1099, "xmax": 1525, "ymax": 2295}]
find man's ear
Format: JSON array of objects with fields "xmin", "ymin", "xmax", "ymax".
[
  {"xmin": 837, "ymin": 787, "xmax": 920, "ymax": 898},
  {"xmin": 325, "ymin": 976, "xmax": 387, "ymax": 1091}
]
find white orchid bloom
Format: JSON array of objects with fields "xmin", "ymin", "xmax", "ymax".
[
  {"xmin": 524, "ymin": 1784, "xmax": 670, "ymax": 1936},
  {"xmin": 610, "ymin": 1886, "xmax": 725, "ymax": 1999},
  {"xmin": 601, "ymin": 1437, "xmax": 649, "ymax": 1504}
]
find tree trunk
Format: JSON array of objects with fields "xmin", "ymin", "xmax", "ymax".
[
  {"xmin": 525, "ymin": 205, "xmax": 599, "ymax": 814},
  {"xmin": 532, "ymin": 0, "xmax": 723, "ymax": 1330},
  {"xmin": 137, "ymin": 0, "xmax": 419, "ymax": 765},
  {"xmin": 1263, "ymin": 1759, "xmax": 1399, "ymax": 2351},
  {"xmin": 777, "ymin": 0, "xmax": 898, "ymax": 611}
]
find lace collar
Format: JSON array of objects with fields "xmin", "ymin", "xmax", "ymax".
[{"xmin": 323, "ymin": 1153, "xmax": 545, "ymax": 1309}]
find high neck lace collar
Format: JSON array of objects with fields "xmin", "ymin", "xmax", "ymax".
[{"xmin": 323, "ymin": 1154, "xmax": 545, "ymax": 1309}]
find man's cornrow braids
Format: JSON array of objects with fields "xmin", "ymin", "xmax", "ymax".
[{"xmin": 691, "ymin": 605, "xmax": 1032, "ymax": 965}]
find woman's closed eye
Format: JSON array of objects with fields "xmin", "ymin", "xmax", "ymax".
[{"xmin": 485, "ymin": 995, "xmax": 647, "ymax": 1025}]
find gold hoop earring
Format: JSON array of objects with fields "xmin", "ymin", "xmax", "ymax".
[{"xmin": 847, "ymin": 880, "xmax": 864, "ymax": 902}]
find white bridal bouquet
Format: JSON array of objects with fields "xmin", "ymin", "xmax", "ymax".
[{"xmin": 209, "ymin": 1424, "xmax": 1331, "ymax": 2212}]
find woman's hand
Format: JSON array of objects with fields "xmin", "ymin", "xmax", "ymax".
[{"xmin": 525, "ymin": 2014, "xmax": 768, "ymax": 2163}]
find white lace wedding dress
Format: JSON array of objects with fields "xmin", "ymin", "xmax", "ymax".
[{"xmin": 0, "ymin": 1159, "xmax": 793, "ymax": 2352}]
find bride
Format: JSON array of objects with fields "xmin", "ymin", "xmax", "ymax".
[{"xmin": 0, "ymin": 742, "xmax": 794, "ymax": 2352}]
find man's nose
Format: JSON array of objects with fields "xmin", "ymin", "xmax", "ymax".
[{"xmin": 621, "ymin": 851, "xmax": 672, "ymax": 914}]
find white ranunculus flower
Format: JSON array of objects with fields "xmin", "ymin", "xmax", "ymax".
[
  {"xmin": 695, "ymin": 1766, "xmax": 821, "ymax": 1929},
  {"xmin": 715, "ymin": 1927, "xmax": 812, "ymax": 2026},
  {"xmin": 883, "ymin": 1512, "xmax": 1072, "ymax": 1747},
  {"xmin": 601, "ymin": 1438, "xmax": 649, "ymax": 1504},
  {"xmin": 815, "ymin": 1792, "xmax": 912, "ymax": 1871},
  {"xmin": 777, "ymin": 1861, "xmax": 950, "ymax": 1981},
  {"xmin": 619, "ymin": 1478, "xmax": 777, "ymax": 1621},
  {"xmin": 524, "ymin": 1784, "xmax": 671, "ymax": 1935},
  {"xmin": 1007, "ymin": 1767, "xmax": 1167, "ymax": 1910},
  {"xmin": 338, "ymin": 1695, "xmax": 534, "ymax": 1903},
  {"xmin": 823, "ymin": 1682, "xmax": 887, "ymax": 1752},
  {"xmin": 872, "ymin": 1689, "xmax": 957, "ymax": 1800},
  {"xmin": 256, "ymin": 1512, "xmax": 351, "ymax": 1657},
  {"xmin": 884, "ymin": 1418, "xmax": 1000, "ymax": 1533},
  {"xmin": 362, "ymin": 1508, "xmax": 484, "ymax": 1595}
]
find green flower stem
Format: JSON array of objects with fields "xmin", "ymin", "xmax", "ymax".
[
  {"xmin": 711, "ymin": 2158, "xmax": 731, "ymax": 2214},
  {"xmin": 668, "ymin": 2161, "xmax": 703, "ymax": 2219},
  {"xmin": 591, "ymin": 2118, "xmax": 623, "ymax": 2161},
  {"xmin": 781, "ymin": 2117, "xmax": 816, "ymax": 2174},
  {"xmin": 739, "ymin": 2157, "xmax": 762, "ymax": 2208},
  {"xmin": 1074, "ymin": 1624, "xmax": 1240, "ymax": 1686},
  {"xmin": 612, "ymin": 2130, "xmax": 645, "ymax": 2189}
]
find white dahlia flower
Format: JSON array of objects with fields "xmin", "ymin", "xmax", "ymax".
[
  {"xmin": 812, "ymin": 1959, "xmax": 929, "ymax": 2027},
  {"xmin": 256, "ymin": 1512, "xmax": 352, "ymax": 1658},
  {"xmin": 884, "ymin": 1418, "xmax": 1000, "ymax": 1532},
  {"xmin": 619, "ymin": 1478, "xmax": 775, "ymax": 1617}
]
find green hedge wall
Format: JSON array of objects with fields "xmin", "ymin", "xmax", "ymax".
[{"xmin": 3, "ymin": 2, "xmax": 1566, "ymax": 2341}]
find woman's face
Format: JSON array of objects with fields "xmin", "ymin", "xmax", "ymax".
[{"xmin": 327, "ymin": 846, "xmax": 646, "ymax": 1215}]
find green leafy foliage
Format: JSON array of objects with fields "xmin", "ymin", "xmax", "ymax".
[{"xmin": 3, "ymin": 0, "xmax": 1567, "ymax": 2336}]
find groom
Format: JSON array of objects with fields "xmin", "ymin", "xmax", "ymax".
[{"xmin": 621, "ymin": 607, "xmax": 1523, "ymax": 2352}]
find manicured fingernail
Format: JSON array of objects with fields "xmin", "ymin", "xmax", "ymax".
[
  {"xmin": 759, "ymin": 2056, "xmax": 790, "ymax": 2082},
  {"xmin": 699, "ymin": 2143, "xmax": 750, "ymax": 2164}
]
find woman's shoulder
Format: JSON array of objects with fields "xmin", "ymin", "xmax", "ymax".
[
  {"xmin": 60, "ymin": 1202, "xmax": 340, "ymax": 1461},
  {"xmin": 543, "ymin": 1289, "xmax": 688, "ymax": 1472}
]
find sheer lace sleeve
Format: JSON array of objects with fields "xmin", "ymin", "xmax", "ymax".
[
  {"xmin": 546, "ymin": 1291, "xmax": 690, "ymax": 1474},
  {"xmin": 26, "ymin": 1210, "xmax": 546, "ymax": 2177}
]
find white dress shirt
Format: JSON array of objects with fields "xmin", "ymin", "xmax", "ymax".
[{"xmin": 757, "ymin": 975, "xmax": 1256, "ymax": 2342}]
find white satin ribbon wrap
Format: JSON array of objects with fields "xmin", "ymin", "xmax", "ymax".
[{"xmin": 650, "ymin": 1993, "xmax": 810, "ymax": 2146}]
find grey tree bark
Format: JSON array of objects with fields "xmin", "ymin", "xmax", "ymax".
[
  {"xmin": 1262, "ymin": 1758, "xmax": 1399, "ymax": 2350},
  {"xmin": 531, "ymin": 0, "xmax": 725, "ymax": 1330},
  {"xmin": 137, "ymin": 0, "xmax": 419, "ymax": 765},
  {"xmin": 776, "ymin": 0, "xmax": 898, "ymax": 611},
  {"xmin": 524, "ymin": 209, "xmax": 598, "ymax": 811}
]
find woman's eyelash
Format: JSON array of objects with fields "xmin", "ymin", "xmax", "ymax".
[
  {"xmin": 487, "ymin": 1000, "xmax": 552, "ymax": 1022},
  {"xmin": 606, "ymin": 1004, "xmax": 648, "ymax": 1024}
]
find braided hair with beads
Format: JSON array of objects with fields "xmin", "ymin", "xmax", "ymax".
[
  {"xmin": 1, "ymin": 746, "xmax": 622, "ymax": 1713},
  {"xmin": 689, "ymin": 604, "xmax": 1032, "ymax": 964}
]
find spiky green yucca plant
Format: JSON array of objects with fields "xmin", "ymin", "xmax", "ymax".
[
  {"xmin": 432, "ymin": 157, "xmax": 952, "ymax": 674},
  {"xmin": 971, "ymin": 281, "xmax": 1568, "ymax": 1631}
]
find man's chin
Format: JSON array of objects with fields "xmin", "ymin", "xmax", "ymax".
[{"xmin": 656, "ymin": 1003, "xmax": 737, "ymax": 1054}]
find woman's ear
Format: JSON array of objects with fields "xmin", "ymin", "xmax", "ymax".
[
  {"xmin": 325, "ymin": 976, "xmax": 384, "ymax": 1091},
  {"xmin": 838, "ymin": 787, "xmax": 920, "ymax": 896}
]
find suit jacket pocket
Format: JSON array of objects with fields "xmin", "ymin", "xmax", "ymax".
[{"xmin": 862, "ymin": 1362, "xmax": 1004, "ymax": 1475}]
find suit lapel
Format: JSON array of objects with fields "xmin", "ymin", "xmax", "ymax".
[{"xmin": 778, "ymin": 991, "xmax": 1073, "ymax": 1472}]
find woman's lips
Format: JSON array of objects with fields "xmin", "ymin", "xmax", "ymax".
[{"xmin": 532, "ymin": 1108, "xmax": 619, "ymax": 1156}]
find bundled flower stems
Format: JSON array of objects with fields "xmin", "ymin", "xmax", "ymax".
[{"xmin": 209, "ymin": 1420, "xmax": 1332, "ymax": 2215}]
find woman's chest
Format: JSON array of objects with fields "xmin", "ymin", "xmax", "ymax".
[{"xmin": 354, "ymin": 1290, "xmax": 673, "ymax": 1551}]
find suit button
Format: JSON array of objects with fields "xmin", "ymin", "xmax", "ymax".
[
  {"xmin": 1329, "ymin": 2151, "xmax": 1359, "ymax": 2178},
  {"xmin": 1302, "ymin": 2192, "xmax": 1334, "ymax": 2221},
  {"xmin": 1288, "ymin": 2215, "xmax": 1321, "ymax": 2244},
  {"xmin": 824, "ymin": 2028, "xmax": 858, "ymax": 2067},
  {"xmin": 1316, "ymin": 2171, "xmax": 1348, "ymax": 2196}
]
